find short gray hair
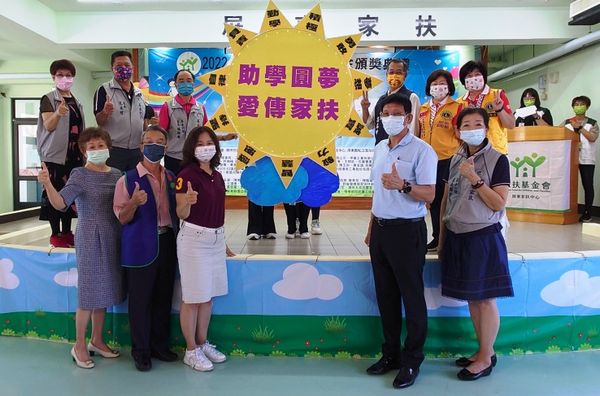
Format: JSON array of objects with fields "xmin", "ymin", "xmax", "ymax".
[{"xmin": 142, "ymin": 125, "xmax": 168, "ymax": 142}]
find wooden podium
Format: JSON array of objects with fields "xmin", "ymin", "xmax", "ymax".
[{"xmin": 507, "ymin": 126, "xmax": 579, "ymax": 225}]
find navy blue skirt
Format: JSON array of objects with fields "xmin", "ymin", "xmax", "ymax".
[{"xmin": 441, "ymin": 223, "xmax": 514, "ymax": 301}]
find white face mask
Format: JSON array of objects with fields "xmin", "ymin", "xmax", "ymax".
[
  {"xmin": 381, "ymin": 115, "xmax": 406, "ymax": 137},
  {"xmin": 430, "ymin": 85, "xmax": 449, "ymax": 100},
  {"xmin": 465, "ymin": 75, "xmax": 485, "ymax": 92},
  {"xmin": 86, "ymin": 148, "xmax": 110, "ymax": 165},
  {"xmin": 460, "ymin": 128, "xmax": 486, "ymax": 146},
  {"xmin": 195, "ymin": 145, "xmax": 216, "ymax": 162}
]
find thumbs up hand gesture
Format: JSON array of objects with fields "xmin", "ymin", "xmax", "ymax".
[
  {"xmin": 381, "ymin": 163, "xmax": 405, "ymax": 190},
  {"xmin": 131, "ymin": 182, "xmax": 148, "ymax": 206},
  {"xmin": 56, "ymin": 97, "xmax": 69, "ymax": 117},
  {"xmin": 103, "ymin": 94, "xmax": 114, "ymax": 115},
  {"xmin": 185, "ymin": 181, "xmax": 198, "ymax": 205},
  {"xmin": 459, "ymin": 157, "xmax": 479, "ymax": 183},
  {"xmin": 38, "ymin": 162, "xmax": 50, "ymax": 186}
]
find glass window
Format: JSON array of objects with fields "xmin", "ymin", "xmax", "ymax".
[
  {"xmin": 18, "ymin": 124, "xmax": 40, "ymax": 177},
  {"xmin": 14, "ymin": 99, "xmax": 40, "ymax": 119},
  {"xmin": 18, "ymin": 180, "xmax": 43, "ymax": 204}
]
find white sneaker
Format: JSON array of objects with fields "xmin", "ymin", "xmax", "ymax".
[
  {"xmin": 183, "ymin": 348, "xmax": 213, "ymax": 371},
  {"xmin": 264, "ymin": 233, "xmax": 277, "ymax": 239},
  {"xmin": 201, "ymin": 341, "xmax": 227, "ymax": 363},
  {"xmin": 311, "ymin": 220, "xmax": 322, "ymax": 235},
  {"xmin": 247, "ymin": 233, "xmax": 260, "ymax": 240},
  {"xmin": 285, "ymin": 233, "xmax": 296, "ymax": 239},
  {"xmin": 300, "ymin": 232, "xmax": 311, "ymax": 239}
]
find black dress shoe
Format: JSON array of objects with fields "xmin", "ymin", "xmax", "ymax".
[
  {"xmin": 151, "ymin": 349, "xmax": 178, "ymax": 362},
  {"xmin": 457, "ymin": 364, "xmax": 492, "ymax": 381},
  {"xmin": 393, "ymin": 366, "xmax": 419, "ymax": 389},
  {"xmin": 455, "ymin": 354, "xmax": 497, "ymax": 367},
  {"xmin": 134, "ymin": 355, "xmax": 152, "ymax": 372},
  {"xmin": 366, "ymin": 356, "xmax": 400, "ymax": 375}
]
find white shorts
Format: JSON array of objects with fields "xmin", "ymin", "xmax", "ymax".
[{"xmin": 176, "ymin": 221, "xmax": 228, "ymax": 304}]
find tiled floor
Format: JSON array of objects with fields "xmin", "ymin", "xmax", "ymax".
[
  {"xmin": 1, "ymin": 210, "xmax": 600, "ymax": 255},
  {"xmin": 1, "ymin": 337, "xmax": 600, "ymax": 396}
]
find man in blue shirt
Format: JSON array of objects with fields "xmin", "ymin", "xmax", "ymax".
[{"xmin": 364, "ymin": 93, "xmax": 437, "ymax": 389}]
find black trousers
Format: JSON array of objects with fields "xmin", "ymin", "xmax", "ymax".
[
  {"xmin": 369, "ymin": 219, "xmax": 428, "ymax": 369},
  {"xmin": 39, "ymin": 161, "xmax": 78, "ymax": 234},
  {"xmin": 164, "ymin": 155, "xmax": 182, "ymax": 175},
  {"xmin": 107, "ymin": 147, "xmax": 142, "ymax": 172},
  {"xmin": 311, "ymin": 207, "xmax": 320, "ymax": 220},
  {"xmin": 580, "ymin": 164, "xmax": 595, "ymax": 214},
  {"xmin": 247, "ymin": 200, "xmax": 276, "ymax": 235},
  {"xmin": 429, "ymin": 158, "xmax": 452, "ymax": 242},
  {"xmin": 283, "ymin": 202, "xmax": 310, "ymax": 234},
  {"xmin": 127, "ymin": 230, "xmax": 177, "ymax": 358}
]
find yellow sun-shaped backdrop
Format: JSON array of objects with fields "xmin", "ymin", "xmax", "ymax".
[{"xmin": 200, "ymin": 1, "xmax": 381, "ymax": 187}]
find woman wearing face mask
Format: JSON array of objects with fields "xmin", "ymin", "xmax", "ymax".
[
  {"xmin": 515, "ymin": 88, "xmax": 553, "ymax": 127},
  {"xmin": 561, "ymin": 96, "xmax": 599, "ymax": 222},
  {"xmin": 175, "ymin": 126, "xmax": 235, "ymax": 372},
  {"xmin": 37, "ymin": 59, "xmax": 85, "ymax": 248},
  {"xmin": 438, "ymin": 108, "xmax": 513, "ymax": 381},
  {"xmin": 457, "ymin": 61, "xmax": 515, "ymax": 155},
  {"xmin": 37, "ymin": 127, "xmax": 124, "ymax": 369},
  {"xmin": 159, "ymin": 69, "xmax": 208, "ymax": 174},
  {"xmin": 418, "ymin": 69, "xmax": 462, "ymax": 252}
]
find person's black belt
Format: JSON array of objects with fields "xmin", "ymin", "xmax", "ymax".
[{"xmin": 374, "ymin": 216, "xmax": 424, "ymax": 226}]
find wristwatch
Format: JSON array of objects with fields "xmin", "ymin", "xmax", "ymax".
[
  {"xmin": 400, "ymin": 181, "xmax": 412, "ymax": 194},
  {"xmin": 472, "ymin": 179, "xmax": 485, "ymax": 189}
]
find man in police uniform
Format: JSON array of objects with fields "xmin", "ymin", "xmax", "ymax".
[{"xmin": 364, "ymin": 93, "xmax": 437, "ymax": 389}]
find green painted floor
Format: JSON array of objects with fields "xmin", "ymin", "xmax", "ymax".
[{"xmin": 2, "ymin": 337, "xmax": 600, "ymax": 396}]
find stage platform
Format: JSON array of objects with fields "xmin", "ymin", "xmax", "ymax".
[
  {"xmin": 2, "ymin": 210, "xmax": 600, "ymax": 359},
  {"xmin": 2, "ymin": 209, "xmax": 600, "ymax": 255}
]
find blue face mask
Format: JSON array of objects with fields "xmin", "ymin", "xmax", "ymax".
[
  {"xmin": 460, "ymin": 128, "xmax": 487, "ymax": 146},
  {"xmin": 86, "ymin": 149, "xmax": 110, "ymax": 165},
  {"xmin": 177, "ymin": 82, "xmax": 194, "ymax": 96},
  {"xmin": 143, "ymin": 143, "xmax": 166, "ymax": 163}
]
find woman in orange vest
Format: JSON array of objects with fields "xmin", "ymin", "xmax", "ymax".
[
  {"xmin": 418, "ymin": 69, "xmax": 462, "ymax": 251},
  {"xmin": 457, "ymin": 61, "xmax": 515, "ymax": 155}
]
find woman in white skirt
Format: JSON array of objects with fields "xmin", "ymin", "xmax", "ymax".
[{"xmin": 175, "ymin": 126, "xmax": 235, "ymax": 372}]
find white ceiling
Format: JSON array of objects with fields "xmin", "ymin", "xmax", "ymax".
[
  {"xmin": 0, "ymin": 0, "xmax": 581, "ymax": 67},
  {"xmin": 39, "ymin": 0, "xmax": 572, "ymax": 12}
]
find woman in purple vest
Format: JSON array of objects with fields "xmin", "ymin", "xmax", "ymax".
[
  {"xmin": 175, "ymin": 126, "xmax": 235, "ymax": 372},
  {"xmin": 37, "ymin": 127, "xmax": 123, "ymax": 369}
]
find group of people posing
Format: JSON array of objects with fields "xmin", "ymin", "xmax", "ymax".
[
  {"xmin": 37, "ymin": 51, "xmax": 234, "ymax": 373},
  {"xmin": 358, "ymin": 57, "xmax": 595, "ymax": 389},
  {"xmin": 34, "ymin": 50, "xmax": 596, "ymax": 387}
]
